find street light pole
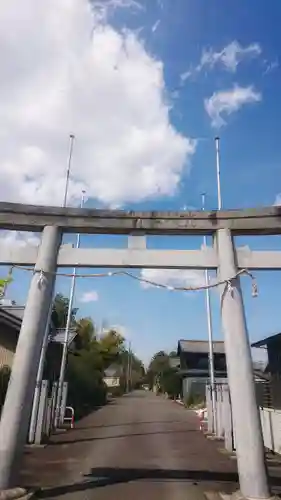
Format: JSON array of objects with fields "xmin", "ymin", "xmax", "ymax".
[
  {"xmin": 126, "ymin": 341, "xmax": 132, "ymax": 393},
  {"xmin": 29, "ymin": 134, "xmax": 77, "ymax": 439},
  {"xmin": 63, "ymin": 134, "xmax": 75, "ymax": 208},
  {"xmin": 215, "ymin": 137, "xmax": 222, "ymax": 210},
  {"xmin": 202, "ymin": 193, "xmax": 216, "ymax": 434},
  {"xmin": 55, "ymin": 189, "xmax": 85, "ymax": 426}
]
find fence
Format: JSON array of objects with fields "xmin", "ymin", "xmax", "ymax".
[
  {"xmin": 28, "ymin": 380, "xmax": 70, "ymax": 445},
  {"xmin": 205, "ymin": 382, "xmax": 281, "ymax": 455}
]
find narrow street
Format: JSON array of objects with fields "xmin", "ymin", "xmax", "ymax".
[{"xmin": 21, "ymin": 391, "xmax": 239, "ymax": 499}]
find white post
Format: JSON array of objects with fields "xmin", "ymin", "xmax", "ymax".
[
  {"xmin": 0, "ymin": 226, "xmax": 61, "ymax": 489},
  {"xmin": 202, "ymin": 193, "xmax": 216, "ymax": 433},
  {"xmin": 126, "ymin": 341, "xmax": 131, "ymax": 393},
  {"xmin": 62, "ymin": 134, "xmax": 75, "ymax": 208},
  {"xmin": 55, "ymin": 190, "xmax": 85, "ymax": 426},
  {"xmin": 217, "ymin": 228, "xmax": 270, "ymax": 499},
  {"xmin": 28, "ymin": 301, "xmax": 53, "ymax": 444},
  {"xmin": 215, "ymin": 137, "xmax": 222, "ymax": 210}
]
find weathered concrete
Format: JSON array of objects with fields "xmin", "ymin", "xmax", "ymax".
[
  {"xmin": 1, "ymin": 244, "xmax": 281, "ymax": 270},
  {"xmin": 0, "ymin": 227, "xmax": 61, "ymax": 489},
  {"xmin": 217, "ymin": 229, "xmax": 270, "ymax": 499},
  {"xmin": 0, "ymin": 245, "xmax": 218, "ymax": 269},
  {"xmin": 0, "ymin": 202, "xmax": 281, "ymax": 234}
]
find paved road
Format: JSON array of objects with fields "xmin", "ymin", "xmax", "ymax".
[{"xmin": 21, "ymin": 391, "xmax": 239, "ymax": 499}]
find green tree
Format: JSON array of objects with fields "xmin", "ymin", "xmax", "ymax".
[
  {"xmin": 75, "ymin": 317, "xmax": 96, "ymax": 351},
  {"xmin": 98, "ymin": 329, "xmax": 125, "ymax": 368},
  {"xmin": 146, "ymin": 350, "xmax": 180, "ymax": 398},
  {"xmin": 51, "ymin": 293, "xmax": 78, "ymax": 329}
]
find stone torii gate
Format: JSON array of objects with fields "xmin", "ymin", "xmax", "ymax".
[{"xmin": 1, "ymin": 202, "xmax": 281, "ymax": 498}]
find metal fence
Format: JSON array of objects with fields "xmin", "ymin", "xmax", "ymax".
[{"xmin": 205, "ymin": 382, "xmax": 281, "ymax": 455}]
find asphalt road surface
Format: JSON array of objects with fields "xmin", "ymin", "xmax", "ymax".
[{"xmin": 22, "ymin": 391, "xmax": 239, "ymax": 500}]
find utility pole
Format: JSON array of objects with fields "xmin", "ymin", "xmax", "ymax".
[
  {"xmin": 201, "ymin": 193, "xmax": 216, "ymax": 434},
  {"xmin": 55, "ymin": 190, "xmax": 85, "ymax": 426}
]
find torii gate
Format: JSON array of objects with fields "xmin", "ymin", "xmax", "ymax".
[{"xmin": 1, "ymin": 201, "xmax": 281, "ymax": 498}]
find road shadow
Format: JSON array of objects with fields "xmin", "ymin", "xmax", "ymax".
[
  {"xmin": 36, "ymin": 467, "xmax": 240, "ymax": 498},
  {"xmin": 75, "ymin": 420, "xmax": 185, "ymax": 431},
  {"xmin": 48, "ymin": 428, "xmax": 197, "ymax": 446}
]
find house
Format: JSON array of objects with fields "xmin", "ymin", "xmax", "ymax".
[
  {"xmin": 0, "ymin": 305, "xmax": 78, "ymax": 382},
  {"xmin": 252, "ymin": 333, "xmax": 281, "ymax": 409},
  {"xmin": 177, "ymin": 339, "xmax": 227, "ymax": 402},
  {"xmin": 0, "ymin": 305, "xmax": 25, "ymax": 368}
]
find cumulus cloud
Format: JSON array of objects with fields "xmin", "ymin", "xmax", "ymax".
[
  {"xmin": 0, "ymin": 231, "xmax": 41, "ymax": 247},
  {"xmin": 181, "ymin": 41, "xmax": 261, "ymax": 81},
  {"xmin": 204, "ymin": 85, "xmax": 261, "ymax": 128},
  {"xmin": 79, "ymin": 290, "xmax": 99, "ymax": 303},
  {"xmin": 140, "ymin": 268, "xmax": 205, "ymax": 291},
  {"xmin": 0, "ymin": 0, "xmax": 195, "ymax": 208}
]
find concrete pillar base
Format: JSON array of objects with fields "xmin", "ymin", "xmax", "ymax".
[
  {"xmin": 223, "ymin": 490, "xmax": 278, "ymax": 500},
  {"xmin": 0, "ymin": 487, "xmax": 35, "ymax": 500}
]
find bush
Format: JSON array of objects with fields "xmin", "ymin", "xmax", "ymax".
[
  {"xmin": 184, "ymin": 391, "xmax": 205, "ymax": 408},
  {"xmin": 66, "ymin": 352, "xmax": 107, "ymax": 419}
]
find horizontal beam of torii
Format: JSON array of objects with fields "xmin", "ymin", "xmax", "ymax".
[
  {"xmin": 0, "ymin": 202, "xmax": 281, "ymax": 235},
  {"xmin": 0, "ymin": 243, "xmax": 281, "ymax": 269}
]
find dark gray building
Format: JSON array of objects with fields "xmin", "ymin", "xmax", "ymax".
[
  {"xmin": 252, "ymin": 333, "xmax": 281, "ymax": 409},
  {"xmin": 177, "ymin": 339, "xmax": 227, "ymax": 402}
]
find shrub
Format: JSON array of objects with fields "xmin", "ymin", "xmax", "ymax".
[{"xmin": 66, "ymin": 352, "xmax": 107, "ymax": 419}]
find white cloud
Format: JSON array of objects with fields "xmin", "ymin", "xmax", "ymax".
[
  {"xmin": 204, "ymin": 85, "xmax": 261, "ymax": 128},
  {"xmin": 263, "ymin": 59, "xmax": 279, "ymax": 75},
  {"xmin": 79, "ymin": 290, "xmax": 99, "ymax": 303},
  {"xmin": 0, "ymin": 230, "xmax": 41, "ymax": 247},
  {"xmin": 0, "ymin": 0, "xmax": 195, "ymax": 208},
  {"xmin": 201, "ymin": 41, "xmax": 261, "ymax": 73},
  {"xmin": 180, "ymin": 70, "xmax": 193, "ymax": 83},
  {"xmin": 274, "ymin": 194, "xmax": 281, "ymax": 206},
  {"xmin": 181, "ymin": 41, "xmax": 261, "ymax": 81},
  {"xmin": 140, "ymin": 268, "xmax": 205, "ymax": 291},
  {"xmin": 152, "ymin": 19, "xmax": 160, "ymax": 33}
]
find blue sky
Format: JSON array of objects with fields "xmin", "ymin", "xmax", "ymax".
[{"xmin": 1, "ymin": 0, "xmax": 281, "ymax": 364}]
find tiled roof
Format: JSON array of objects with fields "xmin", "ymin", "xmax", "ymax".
[
  {"xmin": 177, "ymin": 339, "xmax": 225, "ymax": 354},
  {"xmin": 251, "ymin": 332, "xmax": 281, "ymax": 348},
  {"xmin": 104, "ymin": 364, "xmax": 123, "ymax": 377}
]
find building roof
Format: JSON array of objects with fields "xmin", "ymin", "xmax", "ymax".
[
  {"xmin": 177, "ymin": 339, "xmax": 225, "ymax": 355},
  {"xmin": 0, "ymin": 305, "xmax": 25, "ymax": 320},
  {"xmin": 0, "ymin": 306, "xmax": 23, "ymax": 331},
  {"xmin": 49, "ymin": 328, "xmax": 77, "ymax": 346},
  {"xmin": 0, "ymin": 306, "xmax": 74, "ymax": 346},
  {"xmin": 104, "ymin": 364, "xmax": 123, "ymax": 378},
  {"xmin": 251, "ymin": 332, "xmax": 281, "ymax": 348}
]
